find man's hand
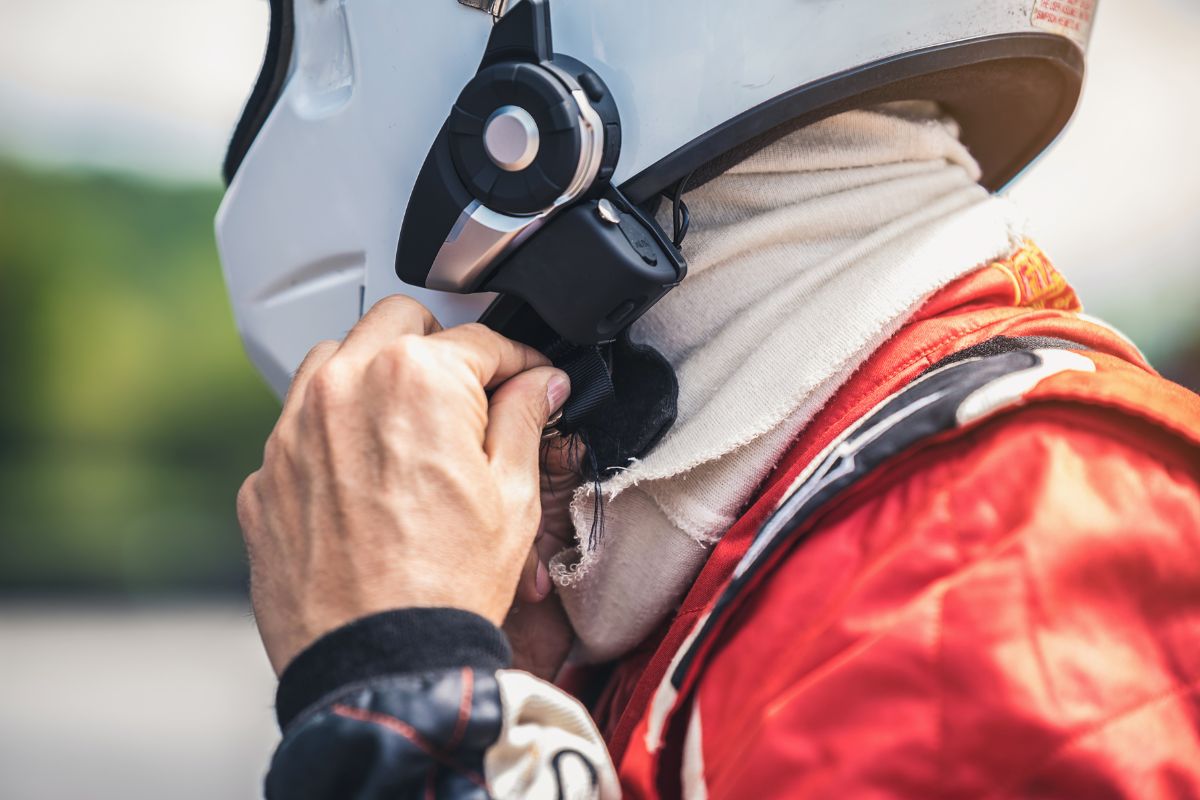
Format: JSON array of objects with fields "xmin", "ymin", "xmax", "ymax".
[
  {"xmin": 506, "ymin": 435, "xmax": 585, "ymax": 681},
  {"xmin": 237, "ymin": 296, "xmax": 570, "ymax": 675}
]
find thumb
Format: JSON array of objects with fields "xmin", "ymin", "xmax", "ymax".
[{"xmin": 485, "ymin": 366, "xmax": 571, "ymax": 475}]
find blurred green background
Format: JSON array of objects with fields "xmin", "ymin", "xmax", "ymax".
[
  {"xmin": 0, "ymin": 162, "xmax": 278, "ymax": 595},
  {"xmin": 0, "ymin": 1, "xmax": 1197, "ymax": 798},
  {"xmin": 1, "ymin": 154, "xmax": 1197, "ymax": 597},
  {"xmin": 1, "ymin": 0, "xmax": 1200, "ymax": 598}
]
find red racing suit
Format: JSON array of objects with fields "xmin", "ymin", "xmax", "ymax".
[
  {"xmin": 264, "ymin": 243, "xmax": 1200, "ymax": 799},
  {"xmin": 585, "ymin": 243, "xmax": 1200, "ymax": 798}
]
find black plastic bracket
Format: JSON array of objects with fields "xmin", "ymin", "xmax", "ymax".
[
  {"xmin": 479, "ymin": 0, "xmax": 552, "ymax": 68},
  {"xmin": 480, "ymin": 187, "xmax": 685, "ymax": 345},
  {"xmin": 397, "ymin": 0, "xmax": 681, "ymax": 350}
]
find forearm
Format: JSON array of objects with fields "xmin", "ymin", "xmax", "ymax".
[{"xmin": 267, "ymin": 609, "xmax": 617, "ymax": 800}]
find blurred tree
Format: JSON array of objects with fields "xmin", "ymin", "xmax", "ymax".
[
  {"xmin": 0, "ymin": 159, "xmax": 1195, "ymax": 595},
  {"xmin": 0, "ymin": 161, "xmax": 278, "ymax": 595}
]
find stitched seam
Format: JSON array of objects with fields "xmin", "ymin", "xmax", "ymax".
[
  {"xmin": 1027, "ymin": 382, "xmax": 1200, "ymax": 450},
  {"xmin": 332, "ymin": 704, "xmax": 438, "ymax": 755},
  {"xmin": 795, "ymin": 244, "xmax": 1072, "ymax": 485},
  {"xmin": 794, "ymin": 319, "xmax": 1009, "ymax": 471},
  {"xmin": 283, "ymin": 671, "xmax": 484, "ymax": 736},
  {"xmin": 990, "ymin": 262, "xmax": 1023, "ymax": 306},
  {"xmin": 671, "ymin": 324, "xmax": 984, "ymax": 620},
  {"xmin": 675, "ymin": 317, "xmax": 1031, "ymax": 619},
  {"xmin": 704, "ymin": 409, "xmax": 1198, "ymax": 795},
  {"xmin": 799, "ymin": 300, "xmax": 1100, "ymax": 462},
  {"xmin": 448, "ymin": 667, "xmax": 474, "ymax": 750},
  {"xmin": 331, "ymin": 704, "xmax": 486, "ymax": 787},
  {"xmin": 705, "ymin": 421, "xmax": 1095, "ymax": 765}
]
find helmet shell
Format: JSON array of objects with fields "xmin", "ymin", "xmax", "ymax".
[{"xmin": 218, "ymin": 0, "xmax": 1093, "ymax": 395}]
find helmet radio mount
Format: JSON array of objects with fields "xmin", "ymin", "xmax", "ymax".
[{"xmin": 395, "ymin": 0, "xmax": 687, "ymax": 348}]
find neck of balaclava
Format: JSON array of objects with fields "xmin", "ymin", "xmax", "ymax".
[{"xmin": 550, "ymin": 102, "xmax": 1029, "ymax": 662}]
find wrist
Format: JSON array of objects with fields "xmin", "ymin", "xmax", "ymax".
[{"xmin": 275, "ymin": 607, "xmax": 512, "ymax": 731}]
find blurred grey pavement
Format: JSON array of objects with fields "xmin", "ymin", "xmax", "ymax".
[
  {"xmin": 0, "ymin": 603, "xmax": 278, "ymax": 800},
  {"xmin": 0, "ymin": 1, "xmax": 1197, "ymax": 799}
]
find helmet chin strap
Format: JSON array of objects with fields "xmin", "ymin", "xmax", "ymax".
[
  {"xmin": 567, "ymin": 334, "xmax": 680, "ymax": 477},
  {"xmin": 545, "ymin": 342, "xmax": 614, "ymax": 435},
  {"xmin": 477, "ymin": 297, "xmax": 679, "ymax": 472},
  {"xmin": 485, "ymin": 178, "xmax": 694, "ymax": 461}
]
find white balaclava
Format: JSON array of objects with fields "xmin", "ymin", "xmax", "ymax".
[{"xmin": 549, "ymin": 102, "xmax": 1030, "ymax": 661}]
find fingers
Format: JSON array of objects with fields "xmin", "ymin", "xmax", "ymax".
[
  {"xmin": 433, "ymin": 323, "xmax": 550, "ymax": 390},
  {"xmin": 340, "ymin": 299, "xmax": 546, "ymax": 399},
  {"xmin": 339, "ymin": 295, "xmax": 442, "ymax": 362},
  {"xmin": 282, "ymin": 339, "xmax": 339, "ymax": 419},
  {"xmin": 284, "ymin": 296, "xmax": 441, "ymax": 412},
  {"xmin": 503, "ymin": 594, "xmax": 574, "ymax": 682},
  {"xmin": 485, "ymin": 366, "xmax": 571, "ymax": 476},
  {"xmin": 515, "ymin": 545, "xmax": 553, "ymax": 604}
]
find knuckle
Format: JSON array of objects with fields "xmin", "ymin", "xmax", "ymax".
[
  {"xmin": 262, "ymin": 429, "xmax": 288, "ymax": 465},
  {"xmin": 457, "ymin": 321, "xmax": 492, "ymax": 339},
  {"xmin": 307, "ymin": 362, "xmax": 348, "ymax": 408},
  {"xmin": 235, "ymin": 473, "xmax": 260, "ymax": 527},
  {"xmin": 391, "ymin": 333, "xmax": 427, "ymax": 358},
  {"xmin": 378, "ymin": 335, "xmax": 433, "ymax": 377},
  {"xmin": 309, "ymin": 339, "xmax": 338, "ymax": 358},
  {"xmin": 362, "ymin": 340, "xmax": 439, "ymax": 402},
  {"xmin": 458, "ymin": 322, "xmax": 506, "ymax": 353},
  {"xmin": 375, "ymin": 294, "xmax": 436, "ymax": 326},
  {"xmin": 378, "ymin": 293, "xmax": 423, "ymax": 313},
  {"xmin": 294, "ymin": 339, "xmax": 338, "ymax": 379}
]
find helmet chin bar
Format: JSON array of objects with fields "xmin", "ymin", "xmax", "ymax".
[{"xmin": 395, "ymin": 0, "xmax": 686, "ymax": 347}]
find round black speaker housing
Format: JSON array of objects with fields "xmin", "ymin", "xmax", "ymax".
[{"xmin": 448, "ymin": 62, "xmax": 583, "ymax": 215}]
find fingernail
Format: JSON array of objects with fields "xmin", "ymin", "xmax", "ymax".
[
  {"xmin": 535, "ymin": 559, "xmax": 552, "ymax": 599},
  {"xmin": 546, "ymin": 371, "xmax": 571, "ymax": 414}
]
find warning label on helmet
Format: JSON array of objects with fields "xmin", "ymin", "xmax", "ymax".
[{"xmin": 1031, "ymin": 0, "xmax": 1096, "ymax": 45}]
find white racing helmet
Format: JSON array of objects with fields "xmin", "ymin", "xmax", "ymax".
[{"xmin": 217, "ymin": 0, "xmax": 1096, "ymax": 397}]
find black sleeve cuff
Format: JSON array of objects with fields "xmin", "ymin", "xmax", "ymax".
[{"xmin": 275, "ymin": 607, "xmax": 512, "ymax": 731}]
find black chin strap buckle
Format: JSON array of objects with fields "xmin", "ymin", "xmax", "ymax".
[
  {"xmin": 531, "ymin": 332, "xmax": 680, "ymax": 477},
  {"xmin": 543, "ymin": 342, "xmax": 615, "ymax": 435}
]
